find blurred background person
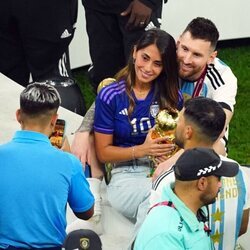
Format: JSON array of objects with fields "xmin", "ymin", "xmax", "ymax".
[
  {"xmin": 82, "ymin": 0, "xmax": 167, "ymax": 91},
  {"xmin": 0, "ymin": 0, "xmax": 78, "ymax": 86}
]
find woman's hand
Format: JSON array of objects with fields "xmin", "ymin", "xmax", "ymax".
[{"xmin": 139, "ymin": 129, "xmax": 176, "ymax": 158}]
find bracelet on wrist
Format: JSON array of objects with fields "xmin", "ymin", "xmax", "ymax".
[{"xmin": 132, "ymin": 146, "xmax": 135, "ymax": 160}]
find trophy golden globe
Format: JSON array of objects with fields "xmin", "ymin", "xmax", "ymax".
[
  {"xmin": 97, "ymin": 78, "xmax": 116, "ymax": 94},
  {"xmin": 149, "ymin": 109, "xmax": 179, "ymax": 176}
]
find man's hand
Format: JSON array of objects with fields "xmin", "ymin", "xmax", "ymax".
[
  {"xmin": 71, "ymin": 131, "xmax": 92, "ymax": 167},
  {"xmin": 121, "ymin": 0, "xmax": 152, "ymax": 30},
  {"xmin": 152, "ymin": 149, "xmax": 184, "ymax": 181},
  {"xmin": 152, "ymin": 158, "xmax": 175, "ymax": 181}
]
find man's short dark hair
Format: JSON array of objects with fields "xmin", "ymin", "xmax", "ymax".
[
  {"xmin": 20, "ymin": 83, "xmax": 61, "ymax": 116},
  {"xmin": 184, "ymin": 97, "xmax": 226, "ymax": 142},
  {"xmin": 183, "ymin": 17, "xmax": 219, "ymax": 50}
]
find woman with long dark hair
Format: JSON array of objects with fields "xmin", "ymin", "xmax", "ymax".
[{"xmin": 94, "ymin": 28, "xmax": 183, "ymax": 220}]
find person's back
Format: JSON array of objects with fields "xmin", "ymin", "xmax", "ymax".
[{"xmin": 0, "ymin": 83, "xmax": 94, "ymax": 248}]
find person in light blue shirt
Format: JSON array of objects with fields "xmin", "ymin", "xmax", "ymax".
[
  {"xmin": 134, "ymin": 147, "xmax": 239, "ymax": 250},
  {"xmin": 0, "ymin": 83, "xmax": 94, "ymax": 249}
]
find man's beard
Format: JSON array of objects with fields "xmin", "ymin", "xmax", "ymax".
[
  {"xmin": 200, "ymin": 190, "xmax": 220, "ymax": 206},
  {"xmin": 178, "ymin": 61, "xmax": 202, "ymax": 82},
  {"xmin": 178, "ymin": 67, "xmax": 196, "ymax": 81},
  {"xmin": 202, "ymin": 196, "xmax": 217, "ymax": 206},
  {"xmin": 174, "ymin": 132, "xmax": 184, "ymax": 149}
]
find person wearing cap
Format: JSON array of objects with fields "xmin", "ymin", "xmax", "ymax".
[
  {"xmin": 63, "ymin": 229, "xmax": 102, "ymax": 250},
  {"xmin": 150, "ymin": 97, "xmax": 250, "ymax": 250},
  {"xmin": 134, "ymin": 147, "xmax": 239, "ymax": 250},
  {"xmin": 0, "ymin": 83, "xmax": 94, "ymax": 249}
]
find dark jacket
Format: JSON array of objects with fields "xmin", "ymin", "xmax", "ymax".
[{"xmin": 82, "ymin": 0, "xmax": 164, "ymax": 14}]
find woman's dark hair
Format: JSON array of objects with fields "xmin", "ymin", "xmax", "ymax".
[{"xmin": 116, "ymin": 28, "xmax": 179, "ymax": 117}]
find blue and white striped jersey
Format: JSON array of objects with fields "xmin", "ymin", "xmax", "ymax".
[{"xmin": 180, "ymin": 57, "xmax": 237, "ymax": 113}]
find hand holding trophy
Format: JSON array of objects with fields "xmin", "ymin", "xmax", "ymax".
[{"xmin": 149, "ymin": 109, "xmax": 179, "ymax": 176}]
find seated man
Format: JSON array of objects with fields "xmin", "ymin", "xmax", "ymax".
[
  {"xmin": 151, "ymin": 97, "xmax": 250, "ymax": 250},
  {"xmin": 134, "ymin": 147, "xmax": 239, "ymax": 249},
  {"xmin": 0, "ymin": 83, "xmax": 94, "ymax": 249}
]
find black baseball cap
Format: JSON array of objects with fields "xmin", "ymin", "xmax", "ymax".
[
  {"xmin": 174, "ymin": 147, "xmax": 239, "ymax": 181},
  {"xmin": 63, "ymin": 229, "xmax": 102, "ymax": 250}
]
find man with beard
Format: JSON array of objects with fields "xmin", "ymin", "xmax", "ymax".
[
  {"xmin": 134, "ymin": 147, "xmax": 239, "ymax": 250},
  {"xmin": 176, "ymin": 17, "xmax": 237, "ymax": 157},
  {"xmin": 151, "ymin": 16, "xmax": 237, "ymax": 178},
  {"xmin": 151, "ymin": 97, "xmax": 250, "ymax": 250}
]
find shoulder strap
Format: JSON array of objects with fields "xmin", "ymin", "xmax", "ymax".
[
  {"xmin": 148, "ymin": 200, "xmax": 175, "ymax": 214},
  {"xmin": 148, "ymin": 201, "xmax": 211, "ymax": 236},
  {"xmin": 131, "ymin": 200, "xmax": 175, "ymax": 250}
]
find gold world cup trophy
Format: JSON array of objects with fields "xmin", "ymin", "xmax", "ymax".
[
  {"xmin": 149, "ymin": 109, "xmax": 179, "ymax": 176},
  {"xmin": 97, "ymin": 78, "xmax": 116, "ymax": 94}
]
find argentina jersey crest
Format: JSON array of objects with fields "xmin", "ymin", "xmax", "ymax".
[{"xmin": 150, "ymin": 103, "xmax": 159, "ymax": 118}]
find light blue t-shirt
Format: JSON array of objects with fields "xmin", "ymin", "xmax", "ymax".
[
  {"xmin": 151, "ymin": 159, "xmax": 249, "ymax": 250},
  {"xmin": 134, "ymin": 184, "xmax": 214, "ymax": 250},
  {"xmin": 0, "ymin": 131, "xmax": 94, "ymax": 248}
]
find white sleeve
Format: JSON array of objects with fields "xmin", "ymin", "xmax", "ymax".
[
  {"xmin": 214, "ymin": 67, "xmax": 237, "ymax": 111},
  {"xmin": 150, "ymin": 169, "xmax": 175, "ymax": 207},
  {"xmin": 207, "ymin": 60, "xmax": 237, "ymax": 112}
]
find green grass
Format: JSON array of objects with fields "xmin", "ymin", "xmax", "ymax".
[
  {"xmin": 72, "ymin": 70, "xmax": 96, "ymax": 109},
  {"xmin": 73, "ymin": 45, "xmax": 250, "ymax": 165},
  {"xmin": 218, "ymin": 46, "xmax": 250, "ymax": 164}
]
